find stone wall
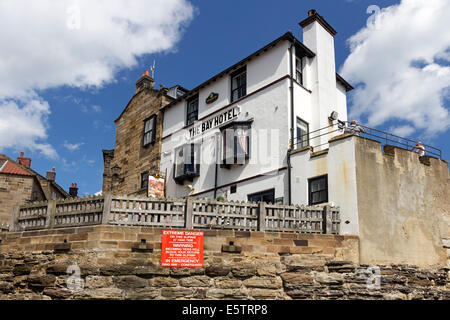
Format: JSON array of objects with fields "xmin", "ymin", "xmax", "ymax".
[
  {"xmin": 0, "ymin": 174, "xmax": 38, "ymax": 225},
  {"xmin": 354, "ymin": 137, "xmax": 450, "ymax": 267},
  {"xmin": 1, "ymin": 226, "xmax": 449, "ymax": 300},
  {"xmin": 103, "ymin": 88, "xmax": 172, "ymax": 196}
]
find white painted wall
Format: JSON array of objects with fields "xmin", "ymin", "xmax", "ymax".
[{"xmin": 290, "ymin": 135, "xmax": 359, "ymax": 235}]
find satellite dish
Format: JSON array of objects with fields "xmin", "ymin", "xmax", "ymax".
[{"xmin": 330, "ymin": 111, "xmax": 339, "ymax": 121}]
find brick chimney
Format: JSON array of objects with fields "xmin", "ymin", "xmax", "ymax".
[
  {"xmin": 17, "ymin": 152, "xmax": 31, "ymax": 168},
  {"xmin": 46, "ymin": 167, "xmax": 56, "ymax": 181},
  {"xmin": 136, "ymin": 70, "xmax": 154, "ymax": 93},
  {"xmin": 69, "ymin": 183, "xmax": 78, "ymax": 197}
]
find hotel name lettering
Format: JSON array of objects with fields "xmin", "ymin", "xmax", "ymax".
[{"xmin": 189, "ymin": 106, "xmax": 240, "ymax": 139}]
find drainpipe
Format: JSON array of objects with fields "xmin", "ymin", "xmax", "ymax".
[
  {"xmin": 213, "ymin": 132, "xmax": 219, "ymax": 199},
  {"xmin": 287, "ymin": 41, "xmax": 295, "ymax": 205}
]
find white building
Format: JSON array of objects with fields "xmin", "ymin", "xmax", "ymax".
[{"xmin": 160, "ymin": 10, "xmax": 355, "ymax": 232}]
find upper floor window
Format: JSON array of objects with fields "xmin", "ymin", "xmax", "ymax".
[
  {"xmin": 309, "ymin": 175, "xmax": 328, "ymax": 205},
  {"xmin": 186, "ymin": 95, "xmax": 199, "ymax": 125},
  {"xmin": 231, "ymin": 67, "xmax": 246, "ymax": 102},
  {"xmin": 174, "ymin": 144, "xmax": 201, "ymax": 184},
  {"xmin": 296, "ymin": 57, "xmax": 303, "ymax": 85},
  {"xmin": 143, "ymin": 115, "xmax": 157, "ymax": 146},
  {"xmin": 141, "ymin": 171, "xmax": 149, "ymax": 190},
  {"xmin": 296, "ymin": 117, "xmax": 309, "ymax": 148},
  {"xmin": 221, "ymin": 121, "xmax": 251, "ymax": 166}
]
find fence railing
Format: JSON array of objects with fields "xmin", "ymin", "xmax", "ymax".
[
  {"xmin": 9, "ymin": 195, "xmax": 340, "ymax": 234},
  {"xmin": 292, "ymin": 121, "xmax": 442, "ymax": 159}
]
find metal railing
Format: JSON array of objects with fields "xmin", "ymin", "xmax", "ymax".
[
  {"xmin": 293, "ymin": 121, "xmax": 442, "ymax": 159},
  {"xmin": 9, "ymin": 195, "xmax": 340, "ymax": 235}
]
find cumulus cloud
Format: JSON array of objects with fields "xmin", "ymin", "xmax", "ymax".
[
  {"xmin": 341, "ymin": 0, "xmax": 450, "ymax": 137},
  {"xmin": 0, "ymin": 0, "xmax": 195, "ymax": 157},
  {"xmin": 63, "ymin": 141, "xmax": 85, "ymax": 151},
  {"xmin": 0, "ymin": 98, "xmax": 57, "ymax": 159}
]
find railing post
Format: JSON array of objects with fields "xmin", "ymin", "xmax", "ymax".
[
  {"xmin": 46, "ymin": 200, "xmax": 56, "ymax": 229},
  {"xmin": 322, "ymin": 205, "xmax": 332, "ymax": 234},
  {"xmin": 258, "ymin": 202, "xmax": 266, "ymax": 232},
  {"xmin": 10, "ymin": 205, "xmax": 19, "ymax": 232},
  {"xmin": 102, "ymin": 194, "xmax": 112, "ymax": 225},
  {"xmin": 185, "ymin": 197, "xmax": 193, "ymax": 230}
]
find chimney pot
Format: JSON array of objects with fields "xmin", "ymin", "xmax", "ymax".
[
  {"xmin": 308, "ymin": 9, "xmax": 317, "ymax": 17},
  {"xmin": 17, "ymin": 152, "xmax": 31, "ymax": 168},
  {"xmin": 69, "ymin": 183, "xmax": 78, "ymax": 197}
]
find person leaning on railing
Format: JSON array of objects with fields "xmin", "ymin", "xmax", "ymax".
[
  {"xmin": 411, "ymin": 141, "xmax": 426, "ymax": 157},
  {"xmin": 340, "ymin": 120, "xmax": 366, "ymax": 136}
]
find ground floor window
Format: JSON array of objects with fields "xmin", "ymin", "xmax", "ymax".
[
  {"xmin": 173, "ymin": 144, "xmax": 200, "ymax": 184},
  {"xmin": 248, "ymin": 188, "xmax": 275, "ymax": 204},
  {"xmin": 308, "ymin": 175, "xmax": 328, "ymax": 205}
]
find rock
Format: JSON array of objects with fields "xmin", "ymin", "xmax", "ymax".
[
  {"xmin": 27, "ymin": 274, "xmax": 56, "ymax": 289},
  {"xmin": 133, "ymin": 265, "xmax": 170, "ymax": 277},
  {"xmin": 46, "ymin": 264, "xmax": 70, "ymax": 275},
  {"xmin": 84, "ymin": 276, "xmax": 114, "ymax": 289},
  {"xmin": 315, "ymin": 273, "xmax": 344, "ymax": 285},
  {"xmin": 149, "ymin": 277, "xmax": 178, "ymax": 287},
  {"xmin": 124, "ymin": 288, "xmax": 159, "ymax": 300},
  {"xmin": 232, "ymin": 265, "xmax": 256, "ymax": 278},
  {"xmin": 206, "ymin": 288, "xmax": 248, "ymax": 299},
  {"xmin": 179, "ymin": 276, "xmax": 211, "ymax": 288},
  {"xmin": 13, "ymin": 264, "xmax": 32, "ymax": 276},
  {"xmin": 243, "ymin": 276, "xmax": 283, "ymax": 289},
  {"xmin": 160, "ymin": 287, "xmax": 193, "ymax": 299},
  {"xmin": 99, "ymin": 265, "xmax": 135, "ymax": 276},
  {"xmin": 42, "ymin": 288, "xmax": 72, "ymax": 299},
  {"xmin": 114, "ymin": 275, "xmax": 148, "ymax": 290},
  {"xmin": 250, "ymin": 288, "xmax": 282, "ymax": 299},
  {"xmin": 214, "ymin": 277, "xmax": 242, "ymax": 289},
  {"xmin": 205, "ymin": 266, "xmax": 231, "ymax": 277},
  {"xmin": 281, "ymin": 273, "xmax": 314, "ymax": 287},
  {"xmin": 0, "ymin": 282, "xmax": 14, "ymax": 293}
]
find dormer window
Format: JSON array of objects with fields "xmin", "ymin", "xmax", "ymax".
[
  {"xmin": 143, "ymin": 115, "xmax": 157, "ymax": 146},
  {"xmin": 186, "ymin": 95, "xmax": 199, "ymax": 125},
  {"xmin": 173, "ymin": 144, "xmax": 200, "ymax": 184},
  {"xmin": 231, "ymin": 67, "xmax": 246, "ymax": 102},
  {"xmin": 221, "ymin": 121, "xmax": 251, "ymax": 167}
]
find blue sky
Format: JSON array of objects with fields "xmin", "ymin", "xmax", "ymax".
[{"xmin": 0, "ymin": 0, "xmax": 449, "ymax": 196}]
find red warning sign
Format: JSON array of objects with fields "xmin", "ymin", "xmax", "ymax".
[{"xmin": 161, "ymin": 230, "xmax": 204, "ymax": 267}]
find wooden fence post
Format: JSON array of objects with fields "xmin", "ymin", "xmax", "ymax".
[
  {"xmin": 322, "ymin": 205, "xmax": 332, "ymax": 234},
  {"xmin": 185, "ymin": 197, "xmax": 193, "ymax": 230},
  {"xmin": 10, "ymin": 205, "xmax": 19, "ymax": 232},
  {"xmin": 102, "ymin": 194, "xmax": 112, "ymax": 224},
  {"xmin": 46, "ymin": 200, "xmax": 56, "ymax": 229},
  {"xmin": 258, "ymin": 202, "xmax": 266, "ymax": 232}
]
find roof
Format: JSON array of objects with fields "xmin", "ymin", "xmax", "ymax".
[
  {"xmin": 336, "ymin": 73, "xmax": 354, "ymax": 92},
  {"xmin": 161, "ymin": 31, "xmax": 316, "ymax": 111},
  {"xmin": 0, "ymin": 154, "xmax": 69, "ymax": 198},
  {"xmin": 0, "ymin": 159, "xmax": 32, "ymax": 176}
]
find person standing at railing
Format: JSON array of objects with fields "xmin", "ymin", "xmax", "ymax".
[
  {"xmin": 412, "ymin": 142, "xmax": 426, "ymax": 157},
  {"xmin": 343, "ymin": 120, "xmax": 366, "ymax": 136}
]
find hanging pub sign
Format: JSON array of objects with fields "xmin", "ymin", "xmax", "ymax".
[
  {"xmin": 205, "ymin": 92, "xmax": 219, "ymax": 104},
  {"xmin": 161, "ymin": 230, "xmax": 204, "ymax": 267},
  {"xmin": 189, "ymin": 105, "xmax": 241, "ymax": 139},
  {"xmin": 148, "ymin": 175, "xmax": 165, "ymax": 198}
]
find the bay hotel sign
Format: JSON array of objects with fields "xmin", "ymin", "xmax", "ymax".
[{"xmin": 188, "ymin": 105, "xmax": 241, "ymax": 139}]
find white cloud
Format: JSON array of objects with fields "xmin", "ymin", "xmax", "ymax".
[
  {"xmin": 81, "ymin": 104, "xmax": 102, "ymax": 113},
  {"xmin": 341, "ymin": 0, "xmax": 450, "ymax": 137},
  {"xmin": 0, "ymin": 0, "xmax": 195, "ymax": 157},
  {"xmin": 0, "ymin": 98, "xmax": 57, "ymax": 159},
  {"xmin": 63, "ymin": 141, "xmax": 85, "ymax": 151}
]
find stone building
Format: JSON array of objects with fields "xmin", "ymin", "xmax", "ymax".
[
  {"xmin": 0, "ymin": 152, "xmax": 70, "ymax": 225},
  {"xmin": 102, "ymin": 71, "xmax": 187, "ymax": 196}
]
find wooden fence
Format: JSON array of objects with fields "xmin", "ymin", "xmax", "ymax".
[{"xmin": 9, "ymin": 195, "xmax": 340, "ymax": 234}]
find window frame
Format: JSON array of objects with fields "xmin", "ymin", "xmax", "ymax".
[
  {"xmin": 186, "ymin": 94, "xmax": 199, "ymax": 126},
  {"xmin": 141, "ymin": 171, "xmax": 149, "ymax": 190},
  {"xmin": 247, "ymin": 188, "xmax": 275, "ymax": 204},
  {"xmin": 308, "ymin": 175, "xmax": 328, "ymax": 205},
  {"xmin": 173, "ymin": 143, "xmax": 201, "ymax": 184},
  {"xmin": 296, "ymin": 117, "xmax": 309, "ymax": 148},
  {"xmin": 220, "ymin": 121, "xmax": 252, "ymax": 167},
  {"xmin": 142, "ymin": 114, "xmax": 157, "ymax": 147},
  {"xmin": 230, "ymin": 66, "xmax": 247, "ymax": 103},
  {"xmin": 295, "ymin": 56, "xmax": 303, "ymax": 85}
]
